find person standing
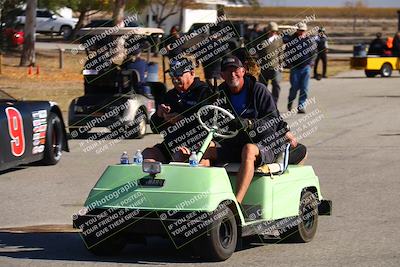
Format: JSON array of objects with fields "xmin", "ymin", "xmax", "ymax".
[
  {"xmin": 258, "ymin": 21, "xmax": 284, "ymax": 104},
  {"xmin": 392, "ymin": 31, "xmax": 400, "ymax": 57},
  {"xmin": 163, "ymin": 25, "xmax": 183, "ymax": 60},
  {"xmin": 314, "ymin": 27, "xmax": 329, "ymax": 79},
  {"xmin": 285, "ymin": 22, "xmax": 317, "ymax": 114}
]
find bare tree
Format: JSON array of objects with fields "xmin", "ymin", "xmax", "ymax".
[
  {"xmin": 20, "ymin": 0, "xmax": 37, "ymax": 66},
  {"xmin": 345, "ymin": 0, "xmax": 367, "ymax": 33},
  {"xmin": 113, "ymin": 0, "xmax": 126, "ymax": 26},
  {"xmin": 149, "ymin": 0, "xmax": 180, "ymax": 29}
]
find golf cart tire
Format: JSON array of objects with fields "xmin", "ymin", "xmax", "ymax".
[
  {"xmin": 380, "ymin": 63, "xmax": 392, "ymax": 77},
  {"xmin": 281, "ymin": 190, "xmax": 319, "ymax": 243},
  {"xmin": 364, "ymin": 70, "xmax": 378, "ymax": 78},
  {"xmin": 40, "ymin": 112, "xmax": 64, "ymax": 165},
  {"xmin": 126, "ymin": 111, "xmax": 147, "ymax": 139},
  {"xmin": 88, "ymin": 234, "xmax": 127, "ymax": 256},
  {"xmin": 198, "ymin": 207, "xmax": 237, "ymax": 261}
]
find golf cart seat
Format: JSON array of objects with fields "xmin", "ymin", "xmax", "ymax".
[{"xmin": 222, "ymin": 144, "xmax": 291, "ymax": 175}]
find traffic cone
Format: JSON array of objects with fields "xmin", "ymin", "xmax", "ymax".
[
  {"xmin": 36, "ymin": 65, "xmax": 40, "ymax": 75},
  {"xmin": 28, "ymin": 65, "xmax": 33, "ymax": 75}
]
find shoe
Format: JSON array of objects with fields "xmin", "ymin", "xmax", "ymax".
[
  {"xmin": 298, "ymin": 107, "xmax": 306, "ymax": 114},
  {"xmin": 287, "ymin": 103, "xmax": 292, "ymax": 111},
  {"xmin": 322, "ymin": 75, "xmax": 328, "ymax": 78}
]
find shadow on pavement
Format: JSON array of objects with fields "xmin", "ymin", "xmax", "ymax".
[
  {"xmin": 0, "ymin": 232, "xmax": 210, "ymax": 264},
  {"xmin": 0, "ymin": 232, "xmax": 273, "ymax": 263}
]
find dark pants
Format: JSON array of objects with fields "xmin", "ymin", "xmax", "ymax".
[
  {"xmin": 314, "ymin": 52, "xmax": 327, "ymax": 77},
  {"xmin": 259, "ymin": 69, "xmax": 281, "ymax": 104}
]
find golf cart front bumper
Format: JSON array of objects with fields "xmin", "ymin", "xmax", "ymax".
[{"xmin": 73, "ymin": 208, "xmax": 219, "ymax": 248}]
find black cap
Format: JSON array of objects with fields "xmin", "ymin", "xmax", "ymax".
[
  {"xmin": 168, "ymin": 58, "xmax": 194, "ymax": 77},
  {"xmin": 221, "ymin": 56, "xmax": 243, "ymax": 71}
]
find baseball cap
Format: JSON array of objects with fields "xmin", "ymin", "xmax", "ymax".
[
  {"xmin": 297, "ymin": 22, "xmax": 307, "ymax": 31},
  {"xmin": 169, "ymin": 59, "xmax": 194, "ymax": 77},
  {"xmin": 266, "ymin": 22, "xmax": 279, "ymax": 32},
  {"xmin": 221, "ymin": 56, "xmax": 243, "ymax": 71}
]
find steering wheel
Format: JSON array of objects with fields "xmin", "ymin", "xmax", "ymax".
[{"xmin": 196, "ymin": 105, "xmax": 238, "ymax": 138}]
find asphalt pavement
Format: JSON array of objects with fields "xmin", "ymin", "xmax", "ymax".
[{"xmin": 0, "ymin": 70, "xmax": 399, "ymax": 266}]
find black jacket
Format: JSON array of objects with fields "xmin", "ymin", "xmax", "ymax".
[
  {"xmin": 218, "ymin": 75, "xmax": 289, "ymax": 155},
  {"xmin": 150, "ymin": 77, "xmax": 213, "ymax": 151}
]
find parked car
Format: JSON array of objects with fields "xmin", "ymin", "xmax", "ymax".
[
  {"xmin": 1, "ymin": 26, "xmax": 24, "ymax": 48},
  {"xmin": 0, "ymin": 90, "xmax": 69, "ymax": 172},
  {"xmin": 13, "ymin": 8, "xmax": 77, "ymax": 39}
]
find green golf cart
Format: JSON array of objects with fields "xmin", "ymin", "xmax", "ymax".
[{"xmin": 73, "ymin": 105, "xmax": 331, "ymax": 261}]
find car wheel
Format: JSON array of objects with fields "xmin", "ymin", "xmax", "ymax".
[
  {"xmin": 40, "ymin": 112, "xmax": 64, "ymax": 165},
  {"xmin": 88, "ymin": 234, "xmax": 127, "ymax": 256},
  {"xmin": 198, "ymin": 206, "xmax": 237, "ymax": 261},
  {"xmin": 380, "ymin": 63, "xmax": 392, "ymax": 77},
  {"xmin": 281, "ymin": 190, "xmax": 319, "ymax": 243},
  {"xmin": 60, "ymin": 25, "xmax": 72, "ymax": 39},
  {"xmin": 365, "ymin": 70, "xmax": 378, "ymax": 78}
]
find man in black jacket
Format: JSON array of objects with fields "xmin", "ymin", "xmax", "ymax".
[
  {"xmin": 202, "ymin": 56, "xmax": 301, "ymax": 203},
  {"xmin": 143, "ymin": 58, "xmax": 213, "ymax": 163}
]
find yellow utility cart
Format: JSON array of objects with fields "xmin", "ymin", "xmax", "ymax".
[{"xmin": 350, "ymin": 56, "xmax": 400, "ymax": 77}]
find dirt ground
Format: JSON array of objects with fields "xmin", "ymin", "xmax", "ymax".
[{"xmin": 0, "ymin": 50, "xmax": 349, "ymax": 112}]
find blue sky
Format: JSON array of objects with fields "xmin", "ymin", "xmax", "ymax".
[{"xmin": 261, "ymin": 0, "xmax": 400, "ymax": 8}]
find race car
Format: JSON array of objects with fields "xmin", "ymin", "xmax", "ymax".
[{"xmin": 0, "ymin": 90, "xmax": 69, "ymax": 172}]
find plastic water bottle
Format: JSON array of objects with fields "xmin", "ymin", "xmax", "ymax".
[
  {"xmin": 189, "ymin": 152, "xmax": 198, "ymax": 167},
  {"xmin": 120, "ymin": 151, "xmax": 129, "ymax": 164},
  {"xmin": 133, "ymin": 149, "xmax": 143, "ymax": 164}
]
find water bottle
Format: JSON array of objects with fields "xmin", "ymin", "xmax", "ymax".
[
  {"xmin": 133, "ymin": 149, "xmax": 143, "ymax": 164},
  {"xmin": 189, "ymin": 152, "xmax": 198, "ymax": 167},
  {"xmin": 120, "ymin": 151, "xmax": 129, "ymax": 164}
]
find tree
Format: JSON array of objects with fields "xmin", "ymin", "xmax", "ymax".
[
  {"xmin": 66, "ymin": 0, "xmax": 111, "ymax": 38},
  {"xmin": 20, "ymin": 0, "xmax": 37, "ymax": 66},
  {"xmin": 344, "ymin": 0, "xmax": 367, "ymax": 33},
  {"xmin": 113, "ymin": 0, "xmax": 126, "ymax": 26}
]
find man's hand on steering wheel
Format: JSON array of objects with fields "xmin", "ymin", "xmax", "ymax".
[{"xmin": 229, "ymin": 117, "xmax": 254, "ymax": 131}]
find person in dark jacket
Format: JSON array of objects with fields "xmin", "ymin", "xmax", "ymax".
[
  {"xmin": 143, "ymin": 58, "xmax": 213, "ymax": 163},
  {"xmin": 163, "ymin": 25, "xmax": 183, "ymax": 60},
  {"xmin": 368, "ymin": 32, "xmax": 387, "ymax": 56},
  {"xmin": 314, "ymin": 27, "xmax": 329, "ymax": 79},
  {"xmin": 258, "ymin": 21, "xmax": 284, "ymax": 104},
  {"xmin": 199, "ymin": 56, "xmax": 302, "ymax": 203},
  {"xmin": 392, "ymin": 31, "xmax": 400, "ymax": 57},
  {"xmin": 285, "ymin": 22, "xmax": 317, "ymax": 113}
]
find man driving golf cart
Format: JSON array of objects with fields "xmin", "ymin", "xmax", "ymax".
[{"xmin": 197, "ymin": 56, "xmax": 307, "ymax": 203}]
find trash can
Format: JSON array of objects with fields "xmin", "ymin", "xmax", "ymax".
[
  {"xmin": 147, "ymin": 62, "xmax": 159, "ymax": 82},
  {"xmin": 353, "ymin": 44, "xmax": 367, "ymax": 57}
]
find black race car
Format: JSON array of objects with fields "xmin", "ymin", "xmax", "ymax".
[{"xmin": 0, "ymin": 90, "xmax": 69, "ymax": 172}]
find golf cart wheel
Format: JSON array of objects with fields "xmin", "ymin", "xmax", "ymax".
[
  {"xmin": 380, "ymin": 63, "xmax": 392, "ymax": 77},
  {"xmin": 127, "ymin": 111, "xmax": 147, "ymax": 139},
  {"xmin": 281, "ymin": 190, "xmax": 319, "ymax": 243},
  {"xmin": 60, "ymin": 25, "xmax": 73, "ymax": 39},
  {"xmin": 198, "ymin": 206, "xmax": 237, "ymax": 261},
  {"xmin": 40, "ymin": 112, "xmax": 64, "ymax": 165},
  {"xmin": 364, "ymin": 70, "xmax": 378, "ymax": 78},
  {"xmin": 88, "ymin": 234, "xmax": 127, "ymax": 256}
]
